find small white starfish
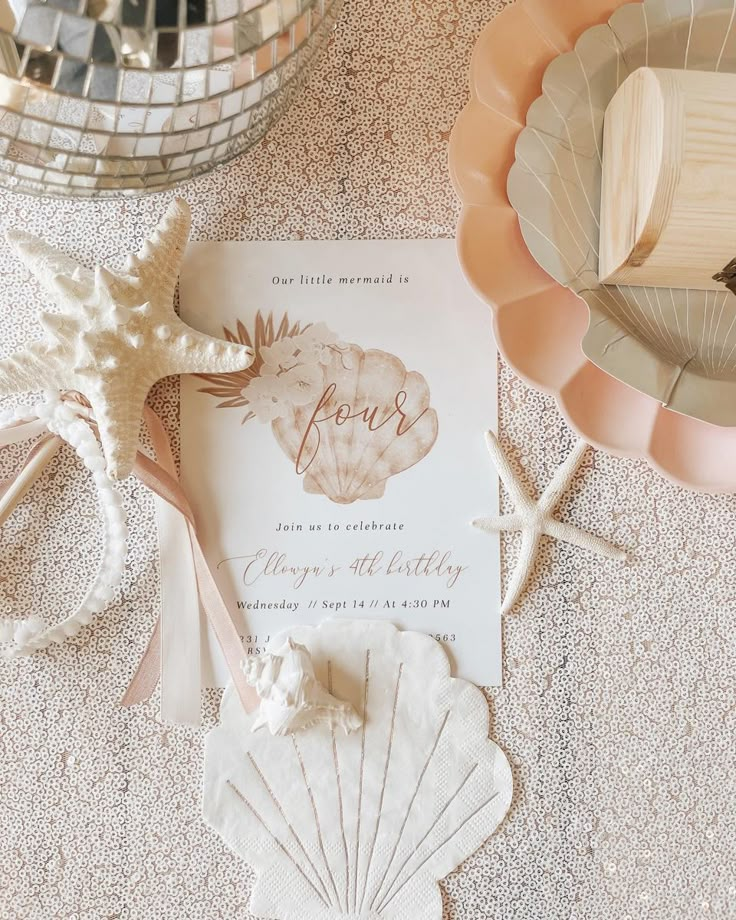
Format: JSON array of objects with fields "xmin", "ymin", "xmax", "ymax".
[
  {"xmin": 0, "ymin": 198, "xmax": 253, "ymax": 479},
  {"xmin": 474, "ymin": 431, "xmax": 626, "ymax": 614}
]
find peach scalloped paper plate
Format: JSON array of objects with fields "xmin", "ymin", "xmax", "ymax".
[{"xmin": 449, "ymin": 0, "xmax": 736, "ymax": 494}]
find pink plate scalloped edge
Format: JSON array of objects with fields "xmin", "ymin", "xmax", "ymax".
[{"xmin": 449, "ymin": 0, "xmax": 736, "ymax": 494}]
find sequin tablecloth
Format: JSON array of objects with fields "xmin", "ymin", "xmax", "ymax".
[{"xmin": 0, "ymin": 1, "xmax": 734, "ymax": 918}]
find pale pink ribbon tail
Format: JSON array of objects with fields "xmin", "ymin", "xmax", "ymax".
[
  {"xmin": 119, "ymin": 616, "xmax": 162, "ymax": 708},
  {"xmin": 122, "ymin": 407, "xmax": 260, "ymax": 718},
  {"xmin": 0, "ymin": 433, "xmax": 60, "ymax": 503}
]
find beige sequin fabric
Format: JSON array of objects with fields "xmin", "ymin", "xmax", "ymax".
[{"xmin": 0, "ymin": 1, "xmax": 734, "ymax": 918}]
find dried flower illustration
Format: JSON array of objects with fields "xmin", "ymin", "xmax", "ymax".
[{"xmin": 196, "ymin": 311, "xmax": 304, "ymax": 423}]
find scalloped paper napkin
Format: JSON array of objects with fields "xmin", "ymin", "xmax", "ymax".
[{"xmin": 203, "ymin": 619, "xmax": 513, "ymax": 920}]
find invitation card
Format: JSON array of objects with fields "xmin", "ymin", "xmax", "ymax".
[{"xmin": 175, "ymin": 240, "xmax": 501, "ymax": 686}]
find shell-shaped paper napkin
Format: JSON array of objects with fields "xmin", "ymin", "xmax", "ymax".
[
  {"xmin": 508, "ymin": 0, "xmax": 736, "ymax": 427},
  {"xmin": 204, "ymin": 620, "xmax": 512, "ymax": 920}
]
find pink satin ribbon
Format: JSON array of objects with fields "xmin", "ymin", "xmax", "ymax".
[
  {"xmin": 126, "ymin": 407, "xmax": 260, "ymax": 718},
  {"xmin": 1, "ymin": 405, "xmax": 259, "ymax": 720},
  {"xmin": 0, "ymin": 432, "xmax": 60, "ymax": 500}
]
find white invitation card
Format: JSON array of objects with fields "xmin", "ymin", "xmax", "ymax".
[{"xmin": 175, "ymin": 240, "xmax": 501, "ymax": 686}]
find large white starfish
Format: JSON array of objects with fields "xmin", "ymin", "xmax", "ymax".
[
  {"xmin": 474, "ymin": 431, "xmax": 626, "ymax": 614},
  {"xmin": 0, "ymin": 198, "xmax": 252, "ymax": 479}
]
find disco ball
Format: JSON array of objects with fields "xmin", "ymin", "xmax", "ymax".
[{"xmin": 0, "ymin": 0, "xmax": 339, "ymax": 196}]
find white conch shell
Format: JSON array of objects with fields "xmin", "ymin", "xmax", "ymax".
[
  {"xmin": 243, "ymin": 638, "xmax": 362, "ymax": 736},
  {"xmin": 204, "ymin": 620, "xmax": 513, "ymax": 920},
  {"xmin": 271, "ymin": 344, "xmax": 438, "ymax": 504},
  {"xmin": 0, "ymin": 198, "xmax": 253, "ymax": 479}
]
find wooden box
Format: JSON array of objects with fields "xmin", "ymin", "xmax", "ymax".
[{"xmin": 599, "ymin": 67, "xmax": 736, "ymax": 291}]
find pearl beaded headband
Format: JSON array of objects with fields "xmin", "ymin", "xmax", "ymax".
[{"xmin": 0, "ymin": 393, "xmax": 127, "ymax": 657}]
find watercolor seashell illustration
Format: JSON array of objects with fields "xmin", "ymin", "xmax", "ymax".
[
  {"xmin": 197, "ymin": 313, "xmax": 439, "ymax": 505},
  {"xmin": 271, "ymin": 344, "xmax": 438, "ymax": 504},
  {"xmin": 203, "ymin": 620, "xmax": 513, "ymax": 920}
]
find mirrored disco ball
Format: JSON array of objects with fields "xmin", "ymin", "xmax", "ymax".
[{"xmin": 0, "ymin": 0, "xmax": 339, "ymax": 196}]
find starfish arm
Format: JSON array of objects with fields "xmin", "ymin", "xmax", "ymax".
[
  {"xmin": 539, "ymin": 439, "xmax": 589, "ymax": 512},
  {"xmin": 484, "ymin": 430, "xmax": 534, "ymax": 511},
  {"xmin": 7, "ymin": 231, "xmax": 94, "ymax": 305},
  {"xmin": 0, "ymin": 346, "xmax": 67, "ymax": 397},
  {"xmin": 472, "ymin": 512, "xmax": 526, "ymax": 533},
  {"xmin": 90, "ymin": 378, "xmax": 150, "ymax": 480},
  {"xmin": 130, "ymin": 199, "xmax": 191, "ymax": 312},
  {"xmin": 163, "ymin": 324, "xmax": 253, "ymax": 376},
  {"xmin": 501, "ymin": 529, "xmax": 541, "ymax": 615},
  {"xmin": 544, "ymin": 519, "xmax": 627, "ymax": 561}
]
